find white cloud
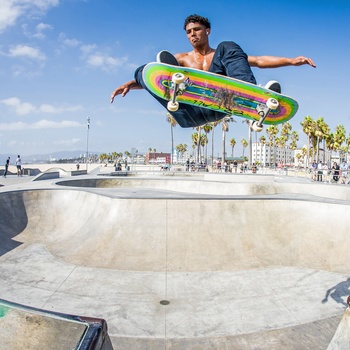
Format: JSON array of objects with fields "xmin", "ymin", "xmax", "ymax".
[
  {"xmin": 85, "ymin": 52, "xmax": 130, "ymax": 71},
  {"xmin": 1, "ymin": 97, "xmax": 35, "ymax": 115},
  {"xmin": 53, "ymin": 138, "xmax": 81, "ymax": 145},
  {"xmin": 79, "ymin": 44, "xmax": 131, "ymax": 71},
  {"xmin": 8, "ymin": 44, "xmax": 46, "ymax": 61},
  {"xmin": 39, "ymin": 103, "xmax": 83, "ymax": 114},
  {"xmin": 33, "ymin": 22, "xmax": 53, "ymax": 39},
  {"xmin": 0, "ymin": 120, "xmax": 82, "ymax": 131},
  {"xmin": 33, "ymin": 119, "xmax": 81, "ymax": 129},
  {"xmin": 0, "ymin": 2, "xmax": 19, "ymax": 32},
  {"xmin": 1, "ymin": 97, "xmax": 83, "ymax": 115},
  {"xmin": 58, "ymin": 33, "xmax": 81, "ymax": 48},
  {"xmin": 0, "ymin": 0, "xmax": 59, "ymax": 33},
  {"xmin": 80, "ymin": 44, "xmax": 97, "ymax": 55}
]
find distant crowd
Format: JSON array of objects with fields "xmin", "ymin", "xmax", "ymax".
[{"xmin": 310, "ymin": 160, "xmax": 349, "ymax": 184}]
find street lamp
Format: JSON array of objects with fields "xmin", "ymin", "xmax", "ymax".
[{"xmin": 86, "ymin": 117, "xmax": 90, "ymax": 172}]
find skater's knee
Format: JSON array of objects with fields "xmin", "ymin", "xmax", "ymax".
[
  {"xmin": 134, "ymin": 64, "xmax": 147, "ymax": 87},
  {"xmin": 217, "ymin": 41, "xmax": 242, "ymax": 52}
]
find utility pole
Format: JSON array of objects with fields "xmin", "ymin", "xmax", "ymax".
[{"xmin": 86, "ymin": 117, "xmax": 90, "ymax": 172}]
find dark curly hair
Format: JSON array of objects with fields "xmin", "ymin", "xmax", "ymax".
[{"xmin": 183, "ymin": 14, "xmax": 211, "ymax": 30}]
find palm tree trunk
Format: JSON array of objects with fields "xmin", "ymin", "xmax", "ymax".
[
  {"xmin": 211, "ymin": 128, "xmax": 215, "ymax": 168},
  {"xmin": 197, "ymin": 127, "xmax": 201, "ymax": 165},
  {"xmin": 170, "ymin": 125, "xmax": 174, "ymax": 165},
  {"xmin": 222, "ymin": 128, "xmax": 225, "ymax": 172},
  {"xmin": 248, "ymin": 128, "xmax": 252, "ymax": 169}
]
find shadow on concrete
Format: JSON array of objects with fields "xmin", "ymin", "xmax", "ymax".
[
  {"xmin": 0, "ymin": 192, "xmax": 27, "ymax": 256},
  {"xmin": 322, "ymin": 278, "xmax": 350, "ymax": 307}
]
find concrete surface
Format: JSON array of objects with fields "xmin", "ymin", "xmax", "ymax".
[
  {"xmin": 0, "ymin": 298, "xmax": 113, "ymax": 350},
  {"xmin": 0, "ymin": 299, "xmax": 87, "ymax": 349},
  {"xmin": 327, "ymin": 306, "xmax": 350, "ymax": 350},
  {"xmin": 0, "ymin": 173, "xmax": 349, "ymax": 349}
]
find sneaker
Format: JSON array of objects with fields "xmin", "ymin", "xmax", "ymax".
[
  {"xmin": 156, "ymin": 50, "xmax": 179, "ymax": 66},
  {"xmin": 265, "ymin": 80, "xmax": 281, "ymax": 93}
]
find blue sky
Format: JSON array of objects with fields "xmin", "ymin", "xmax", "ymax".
[{"xmin": 0, "ymin": 0, "xmax": 349, "ymax": 161}]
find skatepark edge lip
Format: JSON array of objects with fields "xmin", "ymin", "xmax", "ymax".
[
  {"xmin": 0, "ymin": 298, "xmax": 113, "ymax": 350},
  {"xmin": 0, "ymin": 175, "xmax": 349, "ymax": 348}
]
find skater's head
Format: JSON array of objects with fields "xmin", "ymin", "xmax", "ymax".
[
  {"xmin": 184, "ymin": 14, "xmax": 211, "ymax": 47},
  {"xmin": 184, "ymin": 14, "xmax": 211, "ymax": 30}
]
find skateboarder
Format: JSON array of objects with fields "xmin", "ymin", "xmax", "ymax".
[{"xmin": 110, "ymin": 14, "xmax": 315, "ymax": 118}]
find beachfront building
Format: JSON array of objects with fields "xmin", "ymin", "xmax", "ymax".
[
  {"xmin": 252, "ymin": 142, "xmax": 294, "ymax": 166},
  {"xmin": 145, "ymin": 152, "xmax": 171, "ymax": 165}
]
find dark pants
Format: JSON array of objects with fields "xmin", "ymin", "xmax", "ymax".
[
  {"xmin": 208, "ymin": 41, "xmax": 256, "ymax": 84},
  {"xmin": 135, "ymin": 42, "xmax": 256, "ymax": 127}
]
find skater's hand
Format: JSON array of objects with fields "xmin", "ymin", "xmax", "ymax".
[
  {"xmin": 110, "ymin": 80, "xmax": 142, "ymax": 103},
  {"xmin": 110, "ymin": 84, "xmax": 130, "ymax": 103},
  {"xmin": 291, "ymin": 56, "xmax": 316, "ymax": 68}
]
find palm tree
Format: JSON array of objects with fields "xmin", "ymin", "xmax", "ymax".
[
  {"xmin": 301, "ymin": 116, "xmax": 316, "ymax": 168},
  {"xmin": 289, "ymin": 131, "xmax": 299, "ymax": 164},
  {"xmin": 325, "ymin": 132, "xmax": 336, "ymax": 162},
  {"xmin": 318, "ymin": 118, "xmax": 330, "ymax": 163},
  {"xmin": 275, "ymin": 137, "xmax": 282, "ymax": 164},
  {"xmin": 176, "ymin": 143, "xmax": 188, "ymax": 163},
  {"xmin": 200, "ymin": 134, "xmax": 208, "ymax": 165},
  {"xmin": 111, "ymin": 151, "xmax": 118, "ymax": 163},
  {"xmin": 242, "ymin": 120, "xmax": 253, "ymax": 168},
  {"xmin": 191, "ymin": 131, "xmax": 200, "ymax": 163},
  {"xmin": 266, "ymin": 125, "xmax": 279, "ymax": 168},
  {"xmin": 301, "ymin": 146, "xmax": 307, "ymax": 167},
  {"xmin": 259, "ymin": 135, "xmax": 266, "ymax": 167},
  {"xmin": 124, "ymin": 151, "xmax": 131, "ymax": 159},
  {"xmin": 99, "ymin": 153, "xmax": 108, "ymax": 164},
  {"xmin": 281, "ymin": 122, "xmax": 292, "ymax": 165},
  {"xmin": 345, "ymin": 133, "xmax": 350, "ymax": 161},
  {"xmin": 334, "ymin": 124, "xmax": 346, "ymax": 161},
  {"xmin": 210, "ymin": 120, "xmax": 221, "ymax": 167},
  {"xmin": 166, "ymin": 113, "xmax": 177, "ymax": 164},
  {"xmin": 203, "ymin": 123, "xmax": 212, "ymax": 165},
  {"xmin": 222, "ymin": 117, "xmax": 234, "ymax": 170},
  {"xmin": 314, "ymin": 117, "xmax": 329, "ymax": 163},
  {"xmin": 230, "ymin": 138, "xmax": 236, "ymax": 157},
  {"xmin": 241, "ymin": 138, "xmax": 248, "ymax": 159}
]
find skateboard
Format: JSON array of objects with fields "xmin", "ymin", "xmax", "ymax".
[{"xmin": 143, "ymin": 62, "xmax": 299, "ymax": 131}]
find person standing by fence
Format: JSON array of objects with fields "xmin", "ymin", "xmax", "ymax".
[
  {"xmin": 340, "ymin": 161, "xmax": 348, "ymax": 184},
  {"xmin": 3, "ymin": 157, "xmax": 10, "ymax": 177},
  {"xmin": 15, "ymin": 155, "xmax": 22, "ymax": 176},
  {"xmin": 332, "ymin": 162, "xmax": 340, "ymax": 183},
  {"xmin": 317, "ymin": 161, "xmax": 323, "ymax": 181}
]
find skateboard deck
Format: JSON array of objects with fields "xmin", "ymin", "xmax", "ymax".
[{"xmin": 143, "ymin": 62, "xmax": 298, "ymax": 126}]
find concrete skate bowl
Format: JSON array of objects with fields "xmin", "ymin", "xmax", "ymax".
[
  {"xmin": 1, "ymin": 181, "xmax": 350, "ymax": 349},
  {"xmin": 56, "ymin": 175, "xmax": 350, "ymax": 200}
]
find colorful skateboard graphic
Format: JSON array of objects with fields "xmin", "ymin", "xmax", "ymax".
[{"xmin": 143, "ymin": 62, "xmax": 299, "ymax": 131}]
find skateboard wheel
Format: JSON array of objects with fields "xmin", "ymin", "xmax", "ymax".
[
  {"xmin": 266, "ymin": 98, "xmax": 279, "ymax": 110},
  {"xmin": 250, "ymin": 121, "xmax": 263, "ymax": 132},
  {"xmin": 167, "ymin": 100, "xmax": 179, "ymax": 112},
  {"xmin": 172, "ymin": 73, "xmax": 185, "ymax": 84}
]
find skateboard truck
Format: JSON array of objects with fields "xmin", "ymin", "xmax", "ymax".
[
  {"xmin": 249, "ymin": 98, "xmax": 279, "ymax": 132},
  {"xmin": 167, "ymin": 73, "xmax": 185, "ymax": 112}
]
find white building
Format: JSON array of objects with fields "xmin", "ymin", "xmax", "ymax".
[
  {"xmin": 253, "ymin": 142, "xmax": 334, "ymax": 168},
  {"xmin": 252, "ymin": 142, "xmax": 294, "ymax": 166}
]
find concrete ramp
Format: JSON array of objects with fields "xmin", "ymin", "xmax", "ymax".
[
  {"xmin": 0, "ymin": 178, "xmax": 350, "ymax": 349},
  {"xmin": 2, "ymin": 189, "xmax": 350, "ymax": 272}
]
